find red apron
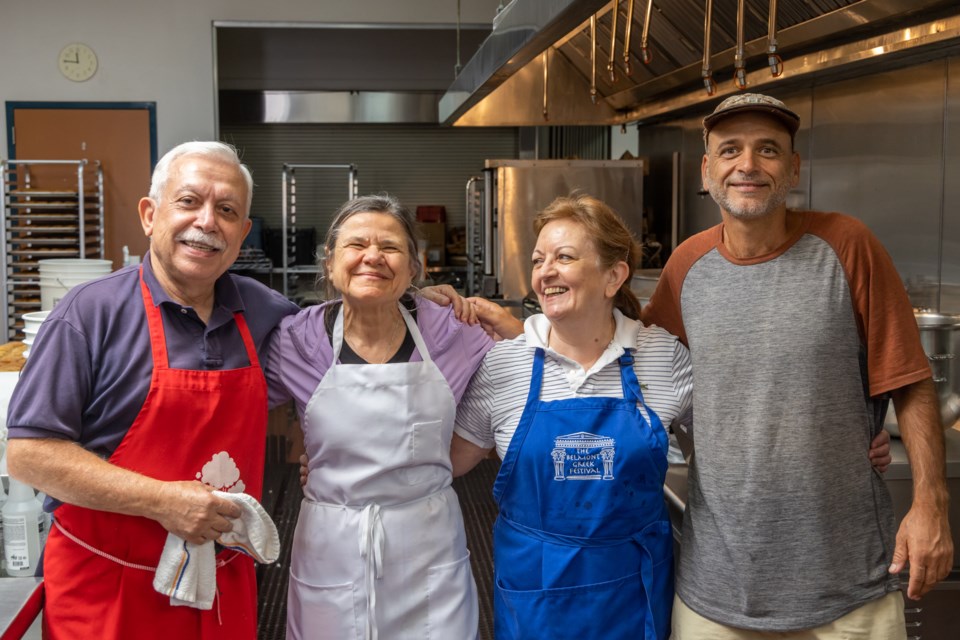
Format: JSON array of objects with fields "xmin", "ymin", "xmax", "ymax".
[{"xmin": 42, "ymin": 269, "xmax": 268, "ymax": 640}]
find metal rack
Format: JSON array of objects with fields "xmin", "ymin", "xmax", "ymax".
[
  {"xmin": 464, "ymin": 175, "xmax": 485, "ymax": 297},
  {"xmin": 0, "ymin": 159, "xmax": 105, "ymax": 339},
  {"xmin": 279, "ymin": 163, "xmax": 358, "ymax": 298}
]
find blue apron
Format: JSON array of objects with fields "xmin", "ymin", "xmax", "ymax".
[{"xmin": 492, "ymin": 347, "xmax": 673, "ymax": 640}]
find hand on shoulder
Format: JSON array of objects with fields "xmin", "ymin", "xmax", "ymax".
[
  {"xmin": 419, "ymin": 285, "xmax": 477, "ymax": 325},
  {"xmin": 468, "ymin": 297, "xmax": 523, "ymax": 341}
]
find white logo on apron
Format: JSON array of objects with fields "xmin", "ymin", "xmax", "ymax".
[
  {"xmin": 195, "ymin": 450, "xmax": 246, "ymax": 493},
  {"xmin": 551, "ymin": 432, "xmax": 616, "ymax": 481}
]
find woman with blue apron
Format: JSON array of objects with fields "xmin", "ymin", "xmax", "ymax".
[{"xmin": 491, "ymin": 345, "xmax": 673, "ymax": 640}]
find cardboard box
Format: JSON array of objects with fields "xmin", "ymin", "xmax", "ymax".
[
  {"xmin": 416, "ymin": 205, "xmax": 446, "ymax": 223},
  {"xmin": 420, "ymin": 222, "xmax": 446, "ymax": 266}
]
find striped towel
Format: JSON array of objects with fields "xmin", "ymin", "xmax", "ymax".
[{"xmin": 152, "ymin": 491, "xmax": 280, "ymax": 609}]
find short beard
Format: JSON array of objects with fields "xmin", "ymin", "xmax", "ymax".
[{"xmin": 707, "ymin": 176, "xmax": 792, "ymax": 220}]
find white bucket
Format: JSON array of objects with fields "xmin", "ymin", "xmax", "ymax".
[
  {"xmin": 22, "ymin": 310, "xmax": 51, "ymax": 333},
  {"xmin": 21, "ymin": 310, "xmax": 52, "ymax": 359},
  {"xmin": 38, "ymin": 259, "xmax": 113, "ymax": 310}
]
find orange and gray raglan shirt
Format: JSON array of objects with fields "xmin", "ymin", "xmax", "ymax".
[{"xmin": 642, "ymin": 210, "xmax": 931, "ymax": 631}]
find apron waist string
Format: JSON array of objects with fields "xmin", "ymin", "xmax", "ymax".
[
  {"xmin": 359, "ymin": 503, "xmax": 385, "ymax": 640},
  {"xmin": 499, "ymin": 514, "xmax": 648, "ymax": 549},
  {"xmin": 55, "ymin": 519, "xmax": 240, "ymax": 626},
  {"xmin": 305, "ymin": 482, "xmax": 453, "ymax": 510},
  {"xmin": 53, "ymin": 518, "xmax": 243, "ymax": 571},
  {"xmin": 54, "ymin": 518, "xmax": 157, "ymax": 571}
]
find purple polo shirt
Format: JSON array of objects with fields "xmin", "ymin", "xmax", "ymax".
[{"xmin": 6, "ymin": 252, "xmax": 299, "ymax": 460}]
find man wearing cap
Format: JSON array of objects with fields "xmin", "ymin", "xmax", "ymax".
[{"xmin": 643, "ymin": 93, "xmax": 952, "ymax": 638}]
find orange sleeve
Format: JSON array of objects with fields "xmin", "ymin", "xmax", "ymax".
[{"xmin": 808, "ymin": 213, "xmax": 931, "ymax": 396}]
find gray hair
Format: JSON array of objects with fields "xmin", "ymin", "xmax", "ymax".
[
  {"xmin": 320, "ymin": 194, "xmax": 424, "ymax": 299},
  {"xmin": 149, "ymin": 141, "xmax": 254, "ymax": 214}
]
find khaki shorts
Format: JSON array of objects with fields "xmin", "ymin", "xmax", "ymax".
[{"xmin": 671, "ymin": 592, "xmax": 906, "ymax": 640}]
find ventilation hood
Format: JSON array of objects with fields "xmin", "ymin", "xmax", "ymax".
[{"xmin": 440, "ymin": 0, "xmax": 960, "ymax": 126}]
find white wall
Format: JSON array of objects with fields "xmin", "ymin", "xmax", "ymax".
[{"xmin": 0, "ymin": 0, "xmax": 502, "ymax": 156}]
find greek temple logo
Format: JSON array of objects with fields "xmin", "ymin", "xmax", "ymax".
[{"xmin": 551, "ymin": 432, "xmax": 616, "ymax": 481}]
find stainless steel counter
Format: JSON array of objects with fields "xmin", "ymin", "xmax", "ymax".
[
  {"xmin": 885, "ymin": 427, "xmax": 960, "ymax": 481},
  {"xmin": 0, "ymin": 577, "xmax": 42, "ymax": 639}
]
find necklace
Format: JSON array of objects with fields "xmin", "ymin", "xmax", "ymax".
[{"xmin": 376, "ymin": 315, "xmax": 406, "ymax": 364}]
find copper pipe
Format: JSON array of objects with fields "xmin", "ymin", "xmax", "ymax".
[
  {"xmin": 702, "ymin": 0, "xmax": 715, "ymax": 95},
  {"xmin": 590, "ymin": 14, "xmax": 598, "ymax": 104},
  {"xmin": 542, "ymin": 50, "xmax": 549, "ymax": 121},
  {"xmin": 734, "ymin": 0, "xmax": 747, "ymax": 89},
  {"xmin": 640, "ymin": 0, "xmax": 654, "ymax": 65},
  {"xmin": 767, "ymin": 0, "xmax": 783, "ymax": 77},
  {"xmin": 608, "ymin": 0, "xmax": 619, "ymax": 83},
  {"xmin": 623, "ymin": 0, "xmax": 635, "ymax": 75}
]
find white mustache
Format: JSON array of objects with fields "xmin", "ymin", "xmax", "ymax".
[{"xmin": 176, "ymin": 229, "xmax": 226, "ymax": 251}]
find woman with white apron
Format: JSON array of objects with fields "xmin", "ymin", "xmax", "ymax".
[{"xmin": 267, "ymin": 195, "xmax": 493, "ymax": 640}]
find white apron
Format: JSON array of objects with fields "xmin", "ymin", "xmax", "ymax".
[{"xmin": 286, "ymin": 303, "xmax": 479, "ymax": 640}]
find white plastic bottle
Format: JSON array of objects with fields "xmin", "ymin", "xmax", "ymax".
[
  {"xmin": 1, "ymin": 451, "xmax": 8, "ymax": 577},
  {"xmin": 2, "ymin": 475, "xmax": 44, "ymax": 577},
  {"xmin": 34, "ymin": 491, "xmax": 50, "ymax": 549}
]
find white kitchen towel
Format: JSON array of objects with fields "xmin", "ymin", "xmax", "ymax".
[{"xmin": 152, "ymin": 491, "xmax": 281, "ymax": 609}]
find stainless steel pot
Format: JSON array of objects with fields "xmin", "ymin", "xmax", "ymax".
[{"xmin": 886, "ymin": 311, "xmax": 960, "ymax": 436}]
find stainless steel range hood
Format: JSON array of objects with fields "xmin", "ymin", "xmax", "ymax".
[{"xmin": 440, "ymin": 0, "xmax": 960, "ymax": 126}]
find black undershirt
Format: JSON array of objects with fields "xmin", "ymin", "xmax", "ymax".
[{"xmin": 324, "ymin": 298, "xmax": 417, "ymax": 364}]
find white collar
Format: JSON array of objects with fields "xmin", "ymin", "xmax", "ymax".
[{"xmin": 523, "ymin": 308, "xmax": 639, "ymax": 383}]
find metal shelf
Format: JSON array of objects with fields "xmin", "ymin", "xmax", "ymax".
[
  {"xmin": 464, "ymin": 175, "xmax": 485, "ymax": 297},
  {"xmin": 1, "ymin": 159, "xmax": 105, "ymax": 338},
  {"xmin": 280, "ymin": 163, "xmax": 358, "ymax": 298}
]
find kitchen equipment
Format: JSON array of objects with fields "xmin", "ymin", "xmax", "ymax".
[
  {"xmin": 1, "ymin": 159, "xmax": 105, "ymax": 340},
  {"xmin": 630, "ymin": 268, "xmax": 661, "ymax": 309},
  {"xmin": 278, "ymin": 163, "xmax": 358, "ymax": 298},
  {"xmin": 885, "ymin": 310, "xmax": 960, "ymax": 436},
  {"xmin": 701, "ymin": 0, "xmax": 716, "ymax": 95},
  {"xmin": 465, "ymin": 159, "xmax": 647, "ymax": 303},
  {"xmin": 440, "ymin": 0, "xmax": 955, "ymax": 127}
]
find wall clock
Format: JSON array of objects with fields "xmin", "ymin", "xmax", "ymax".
[{"xmin": 58, "ymin": 43, "xmax": 98, "ymax": 82}]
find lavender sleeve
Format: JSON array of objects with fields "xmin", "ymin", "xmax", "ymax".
[
  {"xmin": 266, "ymin": 299, "xmax": 492, "ymax": 414},
  {"xmin": 416, "ymin": 299, "xmax": 495, "ymax": 403},
  {"xmin": 265, "ymin": 306, "xmax": 333, "ymax": 416}
]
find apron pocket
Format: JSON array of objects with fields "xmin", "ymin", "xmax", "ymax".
[
  {"xmin": 426, "ymin": 551, "xmax": 478, "ymax": 639},
  {"xmin": 495, "ymin": 571, "xmax": 646, "ymax": 640},
  {"xmin": 402, "ymin": 420, "xmax": 444, "ymax": 485},
  {"xmin": 287, "ymin": 571, "xmax": 361, "ymax": 640}
]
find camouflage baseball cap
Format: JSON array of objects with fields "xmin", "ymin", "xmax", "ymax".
[{"xmin": 702, "ymin": 93, "xmax": 801, "ymax": 138}]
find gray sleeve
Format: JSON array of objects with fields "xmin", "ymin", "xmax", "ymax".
[{"xmin": 6, "ymin": 318, "xmax": 90, "ymax": 441}]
